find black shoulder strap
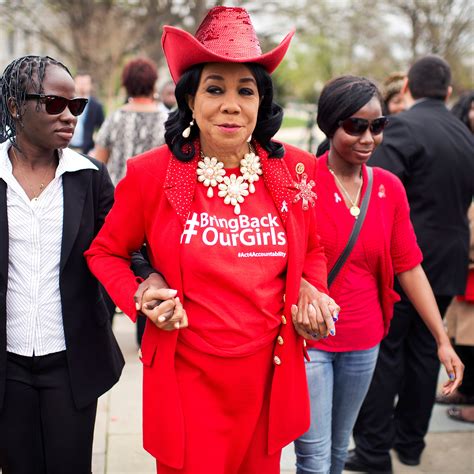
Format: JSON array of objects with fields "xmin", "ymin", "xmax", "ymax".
[{"xmin": 328, "ymin": 166, "xmax": 373, "ymax": 288}]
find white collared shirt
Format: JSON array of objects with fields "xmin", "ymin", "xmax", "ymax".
[{"xmin": 0, "ymin": 142, "xmax": 98, "ymax": 356}]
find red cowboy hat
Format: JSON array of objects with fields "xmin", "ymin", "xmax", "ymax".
[{"xmin": 162, "ymin": 6, "xmax": 295, "ymax": 83}]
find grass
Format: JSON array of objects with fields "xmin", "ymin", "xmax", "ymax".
[{"xmin": 281, "ymin": 115, "xmax": 308, "ymax": 128}]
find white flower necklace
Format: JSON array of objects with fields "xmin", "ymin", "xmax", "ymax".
[{"xmin": 196, "ymin": 144, "xmax": 262, "ymax": 215}]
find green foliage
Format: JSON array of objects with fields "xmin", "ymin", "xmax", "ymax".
[
  {"xmin": 281, "ymin": 115, "xmax": 308, "ymax": 128},
  {"xmin": 261, "ymin": 0, "xmax": 472, "ymax": 101},
  {"xmin": 273, "ymin": 34, "xmax": 345, "ymax": 104}
]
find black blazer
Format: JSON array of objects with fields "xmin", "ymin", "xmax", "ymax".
[
  {"xmin": 0, "ymin": 156, "xmax": 124, "ymax": 411},
  {"xmin": 82, "ymin": 96, "xmax": 105, "ymax": 154},
  {"xmin": 370, "ymin": 99, "xmax": 474, "ymax": 296}
]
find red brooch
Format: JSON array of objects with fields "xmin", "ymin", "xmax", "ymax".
[{"xmin": 293, "ymin": 173, "xmax": 317, "ymax": 211}]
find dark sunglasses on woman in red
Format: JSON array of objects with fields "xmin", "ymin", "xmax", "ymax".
[
  {"xmin": 25, "ymin": 94, "xmax": 88, "ymax": 116},
  {"xmin": 338, "ymin": 116, "xmax": 388, "ymax": 136}
]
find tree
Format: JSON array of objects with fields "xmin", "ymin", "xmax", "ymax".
[
  {"xmin": 1, "ymin": 0, "xmax": 472, "ymax": 102},
  {"xmin": 0, "ymin": 0, "xmax": 220, "ymax": 102},
  {"xmin": 265, "ymin": 0, "xmax": 400, "ymax": 100},
  {"xmin": 259, "ymin": 0, "xmax": 472, "ymax": 96},
  {"xmin": 387, "ymin": 0, "xmax": 473, "ymax": 91}
]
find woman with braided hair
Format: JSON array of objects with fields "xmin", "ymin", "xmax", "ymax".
[{"xmin": 0, "ymin": 55, "xmax": 124, "ymax": 473}]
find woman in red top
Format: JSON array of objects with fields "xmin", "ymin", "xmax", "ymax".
[
  {"xmin": 85, "ymin": 7, "xmax": 338, "ymax": 473},
  {"xmin": 294, "ymin": 76, "xmax": 464, "ymax": 474}
]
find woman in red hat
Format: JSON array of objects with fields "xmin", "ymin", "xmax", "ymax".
[{"xmin": 86, "ymin": 6, "xmax": 338, "ymax": 473}]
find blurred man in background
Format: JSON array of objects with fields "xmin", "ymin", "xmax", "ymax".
[
  {"xmin": 157, "ymin": 80, "xmax": 176, "ymax": 117},
  {"xmin": 70, "ymin": 72, "xmax": 104, "ymax": 154}
]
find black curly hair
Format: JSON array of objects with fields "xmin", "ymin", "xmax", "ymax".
[
  {"xmin": 164, "ymin": 62, "xmax": 285, "ymax": 161},
  {"xmin": 0, "ymin": 55, "xmax": 71, "ymax": 145}
]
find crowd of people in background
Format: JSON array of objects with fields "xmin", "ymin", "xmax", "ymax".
[{"xmin": 0, "ymin": 5, "xmax": 473, "ymax": 474}]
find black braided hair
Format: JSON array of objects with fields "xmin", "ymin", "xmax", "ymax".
[{"xmin": 0, "ymin": 55, "xmax": 72, "ymax": 145}]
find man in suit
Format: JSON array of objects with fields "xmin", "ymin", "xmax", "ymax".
[
  {"xmin": 345, "ymin": 55, "xmax": 474, "ymax": 473},
  {"xmin": 70, "ymin": 73, "xmax": 105, "ymax": 154}
]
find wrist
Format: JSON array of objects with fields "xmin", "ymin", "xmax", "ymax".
[
  {"xmin": 146, "ymin": 272, "xmax": 168, "ymax": 288},
  {"xmin": 436, "ymin": 332, "xmax": 451, "ymax": 347}
]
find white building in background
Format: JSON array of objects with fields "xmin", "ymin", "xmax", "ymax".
[
  {"xmin": 0, "ymin": 4, "xmax": 63, "ymax": 70},
  {"xmin": 0, "ymin": 29, "xmax": 63, "ymax": 70}
]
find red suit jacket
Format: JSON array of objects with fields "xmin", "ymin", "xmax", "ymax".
[{"xmin": 85, "ymin": 141, "xmax": 328, "ymax": 468}]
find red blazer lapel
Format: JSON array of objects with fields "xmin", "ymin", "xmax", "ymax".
[
  {"xmin": 163, "ymin": 143, "xmax": 200, "ymax": 226},
  {"xmin": 255, "ymin": 142, "xmax": 296, "ymax": 226}
]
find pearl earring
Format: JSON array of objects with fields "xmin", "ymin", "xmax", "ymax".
[
  {"xmin": 182, "ymin": 118, "xmax": 195, "ymax": 138},
  {"xmin": 247, "ymin": 134, "xmax": 252, "ymax": 143}
]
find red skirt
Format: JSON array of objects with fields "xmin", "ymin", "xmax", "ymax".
[{"xmin": 156, "ymin": 339, "xmax": 281, "ymax": 474}]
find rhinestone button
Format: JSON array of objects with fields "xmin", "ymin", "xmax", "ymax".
[
  {"xmin": 277, "ymin": 336, "xmax": 284, "ymax": 345},
  {"xmin": 281, "ymin": 315, "xmax": 287, "ymax": 325},
  {"xmin": 273, "ymin": 356, "xmax": 281, "ymax": 365}
]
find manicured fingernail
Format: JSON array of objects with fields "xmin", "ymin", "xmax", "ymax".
[
  {"xmin": 168, "ymin": 289, "xmax": 177, "ymax": 297},
  {"xmin": 449, "ymin": 373, "xmax": 455, "ymax": 380},
  {"xmin": 175, "ymin": 321, "xmax": 180, "ymax": 329},
  {"xmin": 330, "ymin": 329, "xmax": 336, "ymax": 336},
  {"xmin": 135, "ymin": 302, "xmax": 140, "ymax": 310},
  {"xmin": 332, "ymin": 316, "xmax": 338, "ymax": 322},
  {"xmin": 158, "ymin": 316, "xmax": 165, "ymax": 322}
]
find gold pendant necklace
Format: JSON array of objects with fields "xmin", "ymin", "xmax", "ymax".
[
  {"xmin": 11, "ymin": 147, "xmax": 56, "ymax": 201},
  {"xmin": 327, "ymin": 164, "xmax": 363, "ymax": 219},
  {"xmin": 350, "ymin": 204, "xmax": 361, "ymax": 217}
]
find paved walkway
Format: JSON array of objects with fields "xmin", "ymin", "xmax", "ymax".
[{"xmin": 92, "ymin": 314, "xmax": 474, "ymax": 473}]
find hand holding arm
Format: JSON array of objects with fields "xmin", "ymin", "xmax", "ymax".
[{"xmin": 397, "ymin": 265, "xmax": 464, "ymax": 394}]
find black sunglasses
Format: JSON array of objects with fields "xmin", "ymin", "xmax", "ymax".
[
  {"xmin": 338, "ymin": 116, "xmax": 388, "ymax": 136},
  {"xmin": 25, "ymin": 94, "xmax": 88, "ymax": 116}
]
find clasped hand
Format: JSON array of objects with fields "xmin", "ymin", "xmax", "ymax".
[
  {"xmin": 133, "ymin": 273, "xmax": 188, "ymax": 331},
  {"xmin": 292, "ymin": 278, "xmax": 340, "ymax": 340}
]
